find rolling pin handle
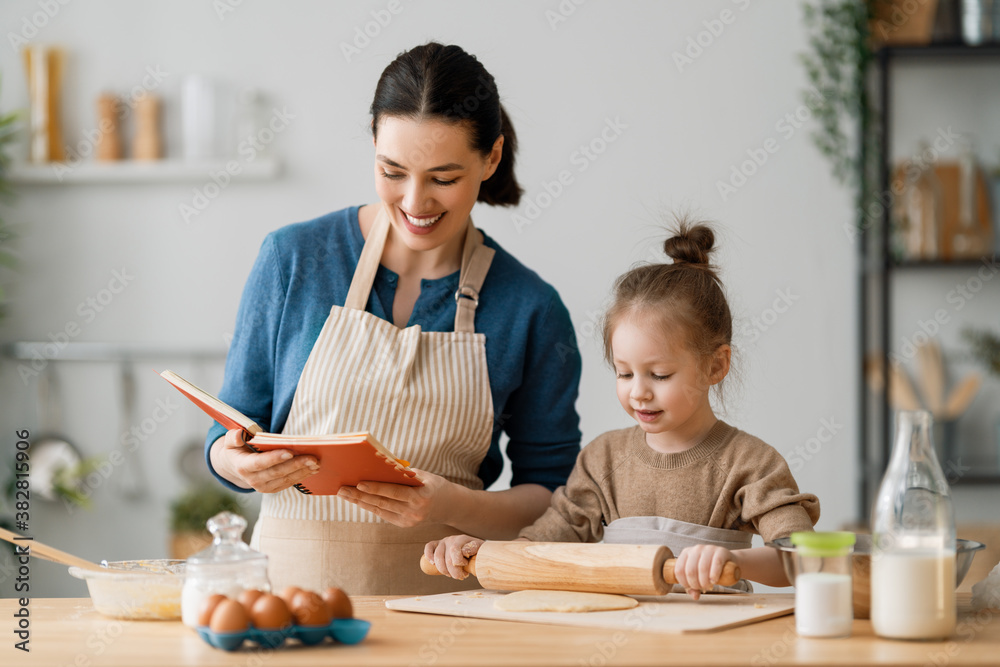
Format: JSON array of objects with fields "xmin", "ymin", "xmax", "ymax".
[
  {"xmin": 662, "ymin": 559, "xmax": 742, "ymax": 588},
  {"xmin": 419, "ymin": 554, "xmax": 478, "ymax": 578}
]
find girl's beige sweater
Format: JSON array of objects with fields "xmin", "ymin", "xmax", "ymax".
[{"xmin": 519, "ymin": 420, "xmax": 820, "ymax": 543}]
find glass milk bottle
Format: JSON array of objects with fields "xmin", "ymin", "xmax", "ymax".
[{"xmin": 871, "ymin": 410, "xmax": 956, "ymax": 640}]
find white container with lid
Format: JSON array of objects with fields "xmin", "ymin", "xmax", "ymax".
[
  {"xmin": 181, "ymin": 511, "xmax": 270, "ymax": 628},
  {"xmin": 790, "ymin": 531, "xmax": 855, "ymax": 638}
]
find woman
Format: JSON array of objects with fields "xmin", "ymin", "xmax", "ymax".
[{"xmin": 204, "ymin": 43, "xmax": 582, "ymax": 595}]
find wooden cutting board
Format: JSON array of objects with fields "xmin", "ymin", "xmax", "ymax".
[{"xmin": 386, "ymin": 590, "xmax": 795, "ymax": 634}]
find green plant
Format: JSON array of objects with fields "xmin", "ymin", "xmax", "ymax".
[
  {"xmin": 170, "ymin": 484, "xmax": 243, "ymax": 534},
  {"xmin": 800, "ymin": 0, "xmax": 880, "ymax": 226},
  {"xmin": 51, "ymin": 458, "xmax": 102, "ymax": 509},
  {"xmin": 963, "ymin": 328, "xmax": 1000, "ymax": 378}
]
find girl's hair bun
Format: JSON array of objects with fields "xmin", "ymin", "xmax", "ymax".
[{"xmin": 662, "ymin": 220, "xmax": 714, "ymax": 266}]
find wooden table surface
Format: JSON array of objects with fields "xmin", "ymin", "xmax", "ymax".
[{"xmin": 3, "ymin": 595, "xmax": 999, "ymax": 666}]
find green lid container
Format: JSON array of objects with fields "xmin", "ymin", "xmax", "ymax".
[{"xmin": 789, "ymin": 531, "xmax": 856, "ymax": 557}]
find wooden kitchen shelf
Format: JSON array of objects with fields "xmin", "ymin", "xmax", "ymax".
[{"xmin": 7, "ymin": 157, "xmax": 280, "ymax": 184}]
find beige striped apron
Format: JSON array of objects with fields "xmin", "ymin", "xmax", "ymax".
[{"xmin": 250, "ymin": 205, "xmax": 495, "ymax": 595}]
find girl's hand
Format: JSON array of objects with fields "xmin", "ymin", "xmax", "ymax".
[
  {"xmin": 210, "ymin": 428, "xmax": 320, "ymax": 493},
  {"xmin": 336, "ymin": 468, "xmax": 455, "ymax": 528},
  {"xmin": 424, "ymin": 534, "xmax": 485, "ymax": 580},
  {"xmin": 673, "ymin": 544, "xmax": 737, "ymax": 601}
]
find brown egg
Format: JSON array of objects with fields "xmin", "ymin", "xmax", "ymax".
[
  {"xmin": 278, "ymin": 585, "xmax": 303, "ymax": 606},
  {"xmin": 209, "ymin": 599, "xmax": 250, "ymax": 634},
  {"xmin": 290, "ymin": 590, "xmax": 330, "ymax": 627},
  {"xmin": 238, "ymin": 588, "xmax": 266, "ymax": 611},
  {"xmin": 321, "ymin": 587, "xmax": 353, "ymax": 619},
  {"xmin": 196, "ymin": 593, "xmax": 229, "ymax": 627},
  {"xmin": 250, "ymin": 594, "xmax": 292, "ymax": 630}
]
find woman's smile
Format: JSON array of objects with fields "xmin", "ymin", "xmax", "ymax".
[{"xmin": 400, "ymin": 208, "xmax": 446, "ymax": 234}]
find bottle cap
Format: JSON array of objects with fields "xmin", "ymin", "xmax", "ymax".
[{"xmin": 790, "ymin": 531, "xmax": 856, "ymax": 557}]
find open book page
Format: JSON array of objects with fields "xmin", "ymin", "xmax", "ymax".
[
  {"xmin": 159, "ymin": 369, "xmax": 421, "ymax": 495},
  {"xmin": 159, "ymin": 370, "xmax": 262, "ymax": 437}
]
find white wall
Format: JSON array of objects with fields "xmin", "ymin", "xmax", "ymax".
[{"xmin": 0, "ymin": 0, "xmax": 865, "ymax": 598}]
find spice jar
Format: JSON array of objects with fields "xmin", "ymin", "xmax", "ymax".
[
  {"xmin": 181, "ymin": 512, "xmax": 270, "ymax": 628},
  {"xmin": 790, "ymin": 531, "xmax": 855, "ymax": 638}
]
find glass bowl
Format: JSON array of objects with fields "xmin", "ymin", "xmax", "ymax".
[{"xmin": 68, "ymin": 559, "xmax": 186, "ymax": 620}]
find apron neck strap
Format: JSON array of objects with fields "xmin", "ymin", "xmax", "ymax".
[
  {"xmin": 344, "ymin": 205, "xmax": 495, "ymax": 333},
  {"xmin": 454, "ymin": 225, "xmax": 494, "ymax": 333},
  {"xmin": 344, "ymin": 205, "xmax": 391, "ymax": 312}
]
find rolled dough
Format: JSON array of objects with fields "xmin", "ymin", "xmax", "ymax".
[{"xmin": 494, "ymin": 590, "xmax": 639, "ymax": 613}]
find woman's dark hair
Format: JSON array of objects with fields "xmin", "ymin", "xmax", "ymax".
[
  {"xmin": 370, "ymin": 42, "xmax": 522, "ymax": 207},
  {"xmin": 602, "ymin": 218, "xmax": 733, "ymax": 370}
]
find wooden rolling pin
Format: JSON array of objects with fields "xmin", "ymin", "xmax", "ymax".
[{"xmin": 420, "ymin": 541, "xmax": 741, "ymax": 595}]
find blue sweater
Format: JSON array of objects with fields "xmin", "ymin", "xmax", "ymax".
[{"xmin": 205, "ymin": 206, "xmax": 582, "ymax": 493}]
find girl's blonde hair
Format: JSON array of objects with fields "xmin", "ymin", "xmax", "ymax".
[{"xmin": 602, "ymin": 218, "xmax": 732, "ymax": 373}]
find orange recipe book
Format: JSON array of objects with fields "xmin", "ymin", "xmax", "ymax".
[{"xmin": 159, "ymin": 370, "xmax": 422, "ymax": 495}]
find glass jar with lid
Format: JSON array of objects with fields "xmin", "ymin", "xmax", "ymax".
[
  {"xmin": 790, "ymin": 531, "xmax": 855, "ymax": 638},
  {"xmin": 181, "ymin": 511, "xmax": 270, "ymax": 628}
]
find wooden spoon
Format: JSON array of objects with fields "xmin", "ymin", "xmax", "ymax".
[
  {"xmin": 944, "ymin": 373, "xmax": 982, "ymax": 420},
  {"xmin": 889, "ymin": 362, "xmax": 923, "ymax": 411},
  {"xmin": 0, "ymin": 526, "xmax": 104, "ymax": 572},
  {"xmin": 916, "ymin": 341, "xmax": 945, "ymax": 417}
]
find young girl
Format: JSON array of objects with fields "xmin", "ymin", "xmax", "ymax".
[{"xmin": 424, "ymin": 221, "xmax": 820, "ymax": 599}]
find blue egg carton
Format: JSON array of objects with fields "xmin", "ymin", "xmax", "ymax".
[{"xmin": 197, "ymin": 618, "xmax": 371, "ymax": 651}]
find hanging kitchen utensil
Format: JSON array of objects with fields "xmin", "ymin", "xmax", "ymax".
[
  {"xmin": 916, "ymin": 340, "xmax": 946, "ymax": 417},
  {"xmin": 888, "ymin": 362, "xmax": 923, "ymax": 412},
  {"xmin": 116, "ymin": 361, "xmax": 147, "ymax": 499},
  {"xmin": 31, "ymin": 366, "xmax": 86, "ymax": 502},
  {"xmin": 944, "ymin": 373, "xmax": 982, "ymax": 420}
]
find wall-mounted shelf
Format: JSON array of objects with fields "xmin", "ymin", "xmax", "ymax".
[
  {"xmin": 7, "ymin": 157, "xmax": 280, "ymax": 185},
  {"xmin": 2, "ymin": 341, "xmax": 228, "ymax": 362}
]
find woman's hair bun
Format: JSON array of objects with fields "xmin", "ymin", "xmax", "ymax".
[{"xmin": 662, "ymin": 220, "xmax": 714, "ymax": 265}]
